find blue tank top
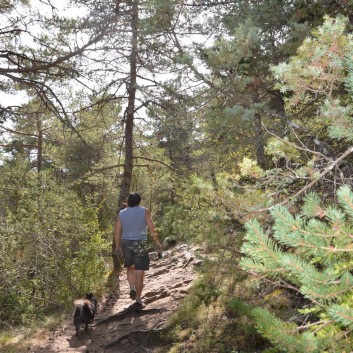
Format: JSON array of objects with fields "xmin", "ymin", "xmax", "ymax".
[{"xmin": 119, "ymin": 206, "xmax": 147, "ymax": 240}]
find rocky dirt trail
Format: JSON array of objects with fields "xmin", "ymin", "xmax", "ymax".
[{"xmin": 26, "ymin": 243, "xmax": 202, "ymax": 353}]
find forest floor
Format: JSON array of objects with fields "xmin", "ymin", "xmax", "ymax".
[{"xmin": 5, "ymin": 243, "xmax": 202, "ymax": 353}]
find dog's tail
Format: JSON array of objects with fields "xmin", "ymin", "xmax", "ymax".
[{"xmin": 74, "ymin": 299, "xmax": 84, "ymax": 305}]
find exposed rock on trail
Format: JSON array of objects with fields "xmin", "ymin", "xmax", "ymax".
[{"xmin": 31, "ymin": 243, "xmax": 202, "ymax": 353}]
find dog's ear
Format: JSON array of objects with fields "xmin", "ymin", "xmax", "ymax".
[{"xmin": 86, "ymin": 292, "xmax": 93, "ymax": 298}]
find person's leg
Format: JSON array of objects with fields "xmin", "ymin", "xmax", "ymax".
[
  {"xmin": 134, "ymin": 270, "xmax": 145, "ymax": 303},
  {"xmin": 122, "ymin": 240, "xmax": 136, "ymax": 299},
  {"xmin": 132, "ymin": 241, "xmax": 149, "ymax": 306},
  {"xmin": 126, "ymin": 265, "xmax": 135, "ymax": 288}
]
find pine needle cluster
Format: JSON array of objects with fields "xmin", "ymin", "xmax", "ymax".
[{"xmin": 240, "ymin": 185, "xmax": 353, "ymax": 352}]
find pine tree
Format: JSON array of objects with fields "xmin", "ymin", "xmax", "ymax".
[{"xmin": 240, "ymin": 185, "xmax": 353, "ymax": 351}]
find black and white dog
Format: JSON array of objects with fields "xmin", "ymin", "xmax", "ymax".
[{"xmin": 73, "ymin": 293, "xmax": 97, "ymax": 337}]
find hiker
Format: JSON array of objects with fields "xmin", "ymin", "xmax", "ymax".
[{"xmin": 114, "ymin": 192, "xmax": 162, "ymax": 309}]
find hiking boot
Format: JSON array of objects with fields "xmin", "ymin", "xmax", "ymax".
[
  {"xmin": 129, "ymin": 289, "xmax": 136, "ymax": 300},
  {"xmin": 134, "ymin": 301, "xmax": 144, "ymax": 310}
]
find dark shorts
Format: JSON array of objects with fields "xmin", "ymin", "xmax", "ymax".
[{"xmin": 122, "ymin": 239, "xmax": 150, "ymax": 270}]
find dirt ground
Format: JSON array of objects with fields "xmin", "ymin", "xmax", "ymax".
[{"xmin": 15, "ymin": 243, "xmax": 202, "ymax": 353}]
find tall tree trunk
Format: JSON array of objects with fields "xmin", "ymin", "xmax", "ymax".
[
  {"xmin": 114, "ymin": 0, "xmax": 139, "ymax": 269},
  {"xmin": 118, "ymin": 0, "xmax": 139, "ymax": 209}
]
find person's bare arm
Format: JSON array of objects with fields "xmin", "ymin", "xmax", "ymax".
[{"xmin": 145, "ymin": 209, "xmax": 162, "ymax": 250}]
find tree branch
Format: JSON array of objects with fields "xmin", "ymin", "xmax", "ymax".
[
  {"xmin": 285, "ymin": 145, "xmax": 353, "ymax": 204},
  {"xmin": 134, "ymin": 156, "xmax": 173, "ymax": 170},
  {"xmin": 0, "ymin": 26, "xmax": 109, "ymax": 74},
  {"xmin": 254, "ymin": 145, "xmax": 353, "ymax": 213}
]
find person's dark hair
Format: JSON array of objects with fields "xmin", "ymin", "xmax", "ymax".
[{"xmin": 127, "ymin": 193, "xmax": 141, "ymax": 207}]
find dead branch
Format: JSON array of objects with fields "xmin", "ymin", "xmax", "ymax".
[
  {"xmin": 0, "ymin": 26, "xmax": 109, "ymax": 75},
  {"xmin": 262, "ymin": 124, "xmax": 330, "ymax": 160},
  {"xmin": 134, "ymin": 156, "xmax": 173, "ymax": 170},
  {"xmin": 254, "ymin": 145, "xmax": 353, "ymax": 213}
]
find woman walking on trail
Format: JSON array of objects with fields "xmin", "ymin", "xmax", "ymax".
[{"xmin": 114, "ymin": 192, "xmax": 163, "ymax": 309}]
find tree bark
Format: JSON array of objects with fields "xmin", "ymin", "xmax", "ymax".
[
  {"xmin": 118, "ymin": 0, "xmax": 139, "ymax": 209},
  {"xmin": 114, "ymin": 0, "xmax": 139, "ymax": 269}
]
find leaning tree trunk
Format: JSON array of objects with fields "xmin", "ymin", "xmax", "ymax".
[{"xmin": 113, "ymin": 0, "xmax": 139, "ymax": 269}]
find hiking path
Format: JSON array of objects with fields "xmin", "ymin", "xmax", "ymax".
[{"xmin": 23, "ymin": 243, "xmax": 202, "ymax": 353}]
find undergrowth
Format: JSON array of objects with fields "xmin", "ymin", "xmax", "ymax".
[
  {"xmin": 0, "ymin": 266, "xmax": 115, "ymax": 353},
  {"xmin": 0, "ymin": 312, "xmax": 67, "ymax": 353},
  {"xmin": 156, "ymin": 235, "xmax": 299, "ymax": 353}
]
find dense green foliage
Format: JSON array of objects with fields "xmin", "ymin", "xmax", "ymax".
[
  {"xmin": 241, "ymin": 186, "xmax": 353, "ymax": 351},
  {"xmin": 0, "ymin": 166, "xmax": 110, "ymax": 324},
  {"xmin": 238, "ymin": 15, "xmax": 353, "ymax": 353}
]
